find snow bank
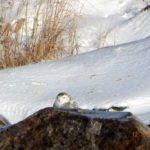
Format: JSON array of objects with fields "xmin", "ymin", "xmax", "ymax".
[
  {"xmin": 0, "ymin": 37, "xmax": 150, "ymax": 124},
  {"xmin": 78, "ymin": 0, "xmax": 150, "ymax": 51}
]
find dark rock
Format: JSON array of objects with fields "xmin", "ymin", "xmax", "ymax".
[
  {"xmin": 143, "ymin": 5, "xmax": 150, "ymax": 11},
  {"xmin": 110, "ymin": 106, "xmax": 128, "ymax": 111},
  {"xmin": 0, "ymin": 107, "xmax": 150, "ymax": 150},
  {"xmin": 141, "ymin": 5, "xmax": 150, "ymax": 12}
]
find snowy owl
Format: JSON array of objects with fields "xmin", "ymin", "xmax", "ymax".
[{"xmin": 53, "ymin": 92, "xmax": 78, "ymax": 109}]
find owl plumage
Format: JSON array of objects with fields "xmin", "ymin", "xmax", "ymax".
[{"xmin": 53, "ymin": 92, "xmax": 78, "ymax": 109}]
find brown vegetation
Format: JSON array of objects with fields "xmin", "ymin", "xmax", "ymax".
[{"xmin": 0, "ymin": 0, "xmax": 80, "ymax": 69}]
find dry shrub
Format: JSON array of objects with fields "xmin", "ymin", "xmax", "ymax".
[{"xmin": 0, "ymin": 0, "xmax": 80, "ymax": 68}]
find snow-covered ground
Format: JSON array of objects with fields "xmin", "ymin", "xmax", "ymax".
[
  {"xmin": 0, "ymin": 37, "xmax": 150, "ymax": 124},
  {"xmin": 0, "ymin": 0, "xmax": 150, "ymax": 125},
  {"xmin": 78, "ymin": 0, "xmax": 150, "ymax": 52}
]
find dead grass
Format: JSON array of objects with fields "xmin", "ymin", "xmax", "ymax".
[{"xmin": 0, "ymin": 0, "xmax": 80, "ymax": 69}]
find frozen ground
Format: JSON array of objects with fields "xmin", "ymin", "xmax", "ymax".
[{"xmin": 0, "ymin": 37, "xmax": 150, "ymax": 124}]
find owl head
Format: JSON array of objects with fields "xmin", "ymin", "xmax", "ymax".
[{"xmin": 56, "ymin": 92, "xmax": 72, "ymax": 105}]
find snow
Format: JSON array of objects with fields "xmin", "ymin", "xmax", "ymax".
[
  {"xmin": 0, "ymin": 37, "xmax": 150, "ymax": 125},
  {"xmin": 104, "ymin": 10, "xmax": 150, "ymax": 46},
  {"xmin": 78, "ymin": 0, "xmax": 150, "ymax": 52}
]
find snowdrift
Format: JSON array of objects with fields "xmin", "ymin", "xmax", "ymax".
[{"xmin": 0, "ymin": 37, "xmax": 150, "ymax": 124}]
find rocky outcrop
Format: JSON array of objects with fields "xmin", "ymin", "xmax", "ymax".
[{"xmin": 0, "ymin": 108, "xmax": 150, "ymax": 150}]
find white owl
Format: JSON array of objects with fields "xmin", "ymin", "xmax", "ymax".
[{"xmin": 53, "ymin": 92, "xmax": 78, "ymax": 109}]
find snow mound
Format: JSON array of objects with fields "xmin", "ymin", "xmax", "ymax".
[{"xmin": 0, "ymin": 37, "xmax": 150, "ymax": 124}]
